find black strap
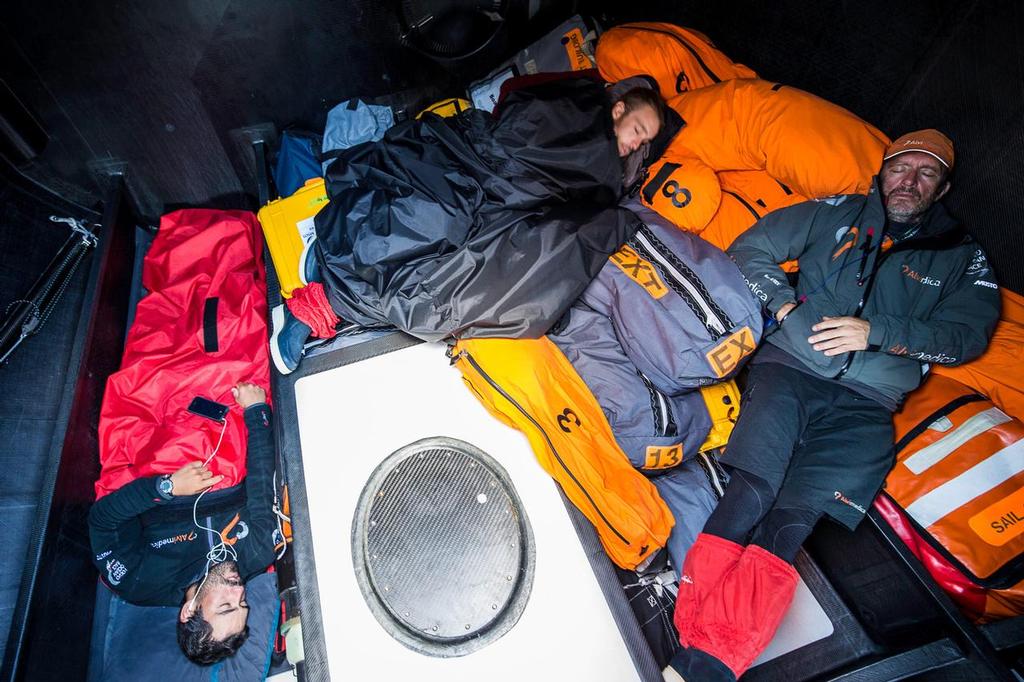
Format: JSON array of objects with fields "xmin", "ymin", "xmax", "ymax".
[
  {"xmin": 721, "ymin": 189, "xmax": 761, "ymax": 220},
  {"xmin": 321, "ymin": 148, "xmax": 343, "ymax": 164},
  {"xmin": 642, "ymin": 162, "xmax": 680, "ymax": 204},
  {"xmin": 771, "ymin": 82, "xmax": 785, "ymax": 92},
  {"xmin": 203, "ymin": 297, "xmax": 219, "ymax": 353},
  {"xmin": 892, "ymin": 393, "xmax": 987, "ymax": 455}
]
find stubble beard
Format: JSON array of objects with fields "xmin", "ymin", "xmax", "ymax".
[
  {"xmin": 885, "ymin": 190, "xmax": 930, "ymax": 225},
  {"xmin": 203, "ymin": 560, "xmax": 242, "ymax": 589}
]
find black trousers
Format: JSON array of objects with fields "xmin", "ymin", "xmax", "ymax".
[{"xmin": 718, "ymin": 361, "xmax": 894, "ymax": 531}]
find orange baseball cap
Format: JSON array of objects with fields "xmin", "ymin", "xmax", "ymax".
[{"xmin": 883, "ymin": 129, "xmax": 955, "ymax": 170}]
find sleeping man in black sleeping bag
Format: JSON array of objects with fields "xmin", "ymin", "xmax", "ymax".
[{"xmin": 270, "ymin": 79, "xmax": 666, "ymax": 374}]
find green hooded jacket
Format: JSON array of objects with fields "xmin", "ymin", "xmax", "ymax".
[{"xmin": 727, "ymin": 178, "xmax": 1000, "ymax": 406}]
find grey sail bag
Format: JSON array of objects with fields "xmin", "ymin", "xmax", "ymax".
[{"xmin": 579, "ymin": 199, "xmax": 764, "ymax": 394}]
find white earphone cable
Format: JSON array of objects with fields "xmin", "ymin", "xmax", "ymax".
[{"xmin": 187, "ymin": 417, "xmax": 236, "ymax": 611}]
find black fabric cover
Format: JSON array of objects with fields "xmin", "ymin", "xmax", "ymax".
[
  {"xmin": 313, "ymin": 78, "xmax": 639, "ymax": 341},
  {"xmin": 615, "ymin": 564, "xmax": 681, "ymax": 670}
]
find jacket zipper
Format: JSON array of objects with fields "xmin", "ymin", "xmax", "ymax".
[
  {"xmin": 456, "ymin": 349, "xmax": 631, "ymax": 546},
  {"xmin": 629, "ymin": 165, "xmax": 650, "ymax": 199},
  {"xmin": 630, "ymin": 226, "xmax": 731, "ymax": 337},
  {"xmin": 637, "ymin": 369, "xmax": 676, "ymax": 437},
  {"xmin": 624, "ymin": 24, "xmax": 723, "ymax": 87},
  {"xmin": 835, "ymin": 222, "xmax": 888, "ymax": 378},
  {"xmin": 697, "ymin": 451, "xmax": 727, "ymax": 497}
]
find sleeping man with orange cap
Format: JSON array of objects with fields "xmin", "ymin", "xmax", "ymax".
[{"xmin": 667, "ymin": 130, "xmax": 1001, "ymax": 681}]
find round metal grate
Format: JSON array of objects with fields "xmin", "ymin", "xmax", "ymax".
[{"xmin": 352, "ymin": 437, "xmax": 535, "ymax": 657}]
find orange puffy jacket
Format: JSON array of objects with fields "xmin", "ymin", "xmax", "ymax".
[
  {"xmin": 641, "ymin": 79, "xmax": 888, "ymax": 240},
  {"xmin": 596, "ymin": 22, "xmax": 756, "ymax": 100},
  {"xmin": 704, "ymin": 170, "xmax": 807, "ymax": 271}
]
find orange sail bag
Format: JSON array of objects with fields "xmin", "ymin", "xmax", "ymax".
[
  {"xmin": 934, "ymin": 288, "xmax": 1024, "ymax": 422},
  {"xmin": 595, "ymin": 22, "xmax": 756, "ymax": 99},
  {"xmin": 640, "ymin": 79, "xmax": 888, "ymax": 236},
  {"xmin": 450, "ymin": 337, "xmax": 674, "ymax": 570},
  {"xmin": 879, "ymin": 374, "xmax": 1024, "ymax": 621}
]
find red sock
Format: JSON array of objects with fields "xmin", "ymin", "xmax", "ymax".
[
  {"xmin": 686, "ymin": 544, "xmax": 799, "ymax": 678},
  {"xmin": 674, "ymin": 533, "xmax": 745, "ymax": 648},
  {"xmin": 286, "ymin": 282, "xmax": 339, "ymax": 339}
]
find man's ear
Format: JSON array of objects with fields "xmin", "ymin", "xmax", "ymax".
[
  {"xmin": 180, "ymin": 586, "xmax": 198, "ymax": 623},
  {"xmin": 936, "ymin": 180, "xmax": 951, "ymax": 202},
  {"xmin": 611, "ymin": 100, "xmax": 625, "ymax": 121}
]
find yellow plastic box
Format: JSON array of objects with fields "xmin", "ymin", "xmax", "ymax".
[
  {"xmin": 699, "ymin": 379, "xmax": 741, "ymax": 452},
  {"xmin": 257, "ymin": 178, "xmax": 329, "ymax": 297}
]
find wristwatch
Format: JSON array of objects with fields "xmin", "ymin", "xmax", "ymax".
[{"xmin": 157, "ymin": 474, "xmax": 175, "ymax": 500}]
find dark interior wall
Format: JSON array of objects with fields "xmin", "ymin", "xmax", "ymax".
[
  {"xmin": 0, "ymin": 0, "xmax": 568, "ymax": 219},
  {"xmin": 585, "ymin": 0, "xmax": 1024, "ymax": 293},
  {"xmin": 1, "ymin": 2, "xmax": 243, "ymax": 216},
  {"xmin": 2, "ymin": 0, "xmax": 1022, "ymax": 290},
  {"xmin": 0, "ymin": 179, "xmax": 97, "ymax": 668}
]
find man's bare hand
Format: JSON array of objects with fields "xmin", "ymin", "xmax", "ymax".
[
  {"xmin": 169, "ymin": 461, "xmax": 225, "ymax": 496},
  {"xmin": 231, "ymin": 381, "xmax": 266, "ymax": 409},
  {"xmin": 808, "ymin": 316, "xmax": 871, "ymax": 356}
]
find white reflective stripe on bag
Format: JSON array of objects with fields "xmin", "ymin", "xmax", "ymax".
[
  {"xmin": 904, "ymin": 439, "xmax": 1024, "ymax": 529},
  {"xmin": 904, "ymin": 407, "xmax": 1012, "ymax": 475}
]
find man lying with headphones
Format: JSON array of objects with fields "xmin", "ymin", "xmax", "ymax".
[{"xmin": 89, "ymin": 381, "xmax": 276, "ymax": 666}]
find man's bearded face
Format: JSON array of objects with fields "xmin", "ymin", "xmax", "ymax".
[{"xmin": 881, "ymin": 151, "xmax": 950, "ymax": 224}]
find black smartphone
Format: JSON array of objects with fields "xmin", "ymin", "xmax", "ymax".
[{"xmin": 187, "ymin": 396, "xmax": 230, "ymax": 423}]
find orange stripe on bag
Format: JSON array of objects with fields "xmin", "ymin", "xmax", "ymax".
[
  {"xmin": 609, "ymin": 245, "xmax": 668, "ymax": 299},
  {"xmin": 705, "ymin": 326, "xmax": 755, "ymax": 378}
]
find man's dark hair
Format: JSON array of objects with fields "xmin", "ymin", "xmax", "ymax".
[
  {"xmin": 617, "ymin": 87, "xmax": 666, "ymax": 132},
  {"xmin": 177, "ymin": 607, "xmax": 250, "ymax": 665}
]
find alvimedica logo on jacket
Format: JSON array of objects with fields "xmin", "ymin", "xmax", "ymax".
[
  {"xmin": 901, "ymin": 264, "xmax": 941, "ymax": 287},
  {"xmin": 150, "ymin": 530, "xmax": 198, "ymax": 549}
]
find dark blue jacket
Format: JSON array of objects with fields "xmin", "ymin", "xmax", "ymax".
[{"xmin": 88, "ymin": 404, "xmax": 277, "ymax": 607}]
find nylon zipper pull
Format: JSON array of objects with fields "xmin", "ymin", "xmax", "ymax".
[
  {"xmin": 445, "ymin": 343, "xmax": 465, "ymax": 365},
  {"xmin": 855, "ymin": 227, "xmax": 875, "ymax": 285}
]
